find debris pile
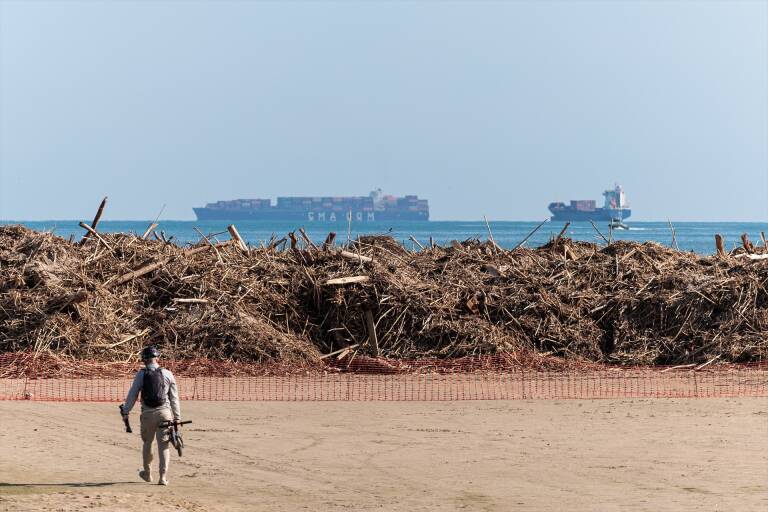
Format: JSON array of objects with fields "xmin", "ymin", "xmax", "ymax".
[{"xmin": 1, "ymin": 224, "xmax": 766, "ymax": 369}]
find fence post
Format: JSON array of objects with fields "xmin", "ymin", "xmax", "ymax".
[
  {"xmin": 692, "ymin": 371, "xmax": 699, "ymax": 398},
  {"xmin": 521, "ymin": 370, "xmax": 527, "ymax": 400}
]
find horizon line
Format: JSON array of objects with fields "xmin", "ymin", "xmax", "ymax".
[{"xmin": 1, "ymin": 218, "xmax": 767, "ymax": 224}]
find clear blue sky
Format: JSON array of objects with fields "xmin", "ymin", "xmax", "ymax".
[{"xmin": 1, "ymin": 0, "xmax": 766, "ymax": 221}]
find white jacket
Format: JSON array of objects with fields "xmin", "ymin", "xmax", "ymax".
[{"xmin": 122, "ymin": 363, "xmax": 181, "ymax": 421}]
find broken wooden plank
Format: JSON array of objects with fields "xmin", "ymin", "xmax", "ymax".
[
  {"xmin": 323, "ymin": 232, "xmax": 337, "ymax": 250},
  {"xmin": 339, "ymin": 250, "xmax": 372, "ymax": 263},
  {"xmin": 186, "ymin": 239, "xmax": 234, "ymax": 256},
  {"xmin": 194, "ymin": 227, "xmax": 222, "ymax": 263},
  {"xmin": 323, "ymin": 276, "xmax": 370, "ymax": 286},
  {"xmin": 741, "ymin": 233, "xmax": 754, "ymax": 253},
  {"xmin": 106, "ymin": 257, "xmax": 174, "ymax": 288},
  {"xmin": 555, "ymin": 222, "xmax": 571, "ymax": 244},
  {"xmin": 227, "ymin": 225, "xmax": 248, "ymax": 252},
  {"xmin": 319, "ymin": 343, "xmax": 360, "ymax": 360},
  {"xmin": 298, "ymin": 228, "xmax": 318, "ymax": 250},
  {"xmin": 46, "ymin": 289, "xmax": 88, "ymax": 313},
  {"xmin": 95, "ymin": 329, "xmax": 150, "ymax": 349},
  {"xmin": 78, "ymin": 222, "xmax": 114, "ymax": 252},
  {"xmin": 267, "ymin": 237, "xmax": 287, "ymax": 251},
  {"xmin": 714, "ymin": 234, "xmax": 726, "ymax": 258},
  {"xmin": 81, "ymin": 196, "xmax": 107, "ymax": 242},
  {"xmin": 141, "ymin": 223, "xmax": 159, "ymax": 240},
  {"xmin": 409, "ymin": 236, "xmax": 425, "ymax": 251},
  {"xmin": 660, "ymin": 363, "xmax": 696, "ymax": 373},
  {"xmin": 734, "ymin": 253, "xmax": 768, "ymax": 260},
  {"xmin": 694, "ymin": 355, "xmax": 721, "ymax": 371},
  {"xmin": 364, "ymin": 309, "xmax": 379, "ymax": 357}
]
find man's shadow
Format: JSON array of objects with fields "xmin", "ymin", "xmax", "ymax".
[{"xmin": 0, "ymin": 481, "xmax": 140, "ymax": 488}]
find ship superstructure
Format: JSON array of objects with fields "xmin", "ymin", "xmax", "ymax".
[
  {"xmin": 548, "ymin": 185, "xmax": 631, "ymax": 222},
  {"xmin": 194, "ymin": 189, "xmax": 429, "ymax": 222}
]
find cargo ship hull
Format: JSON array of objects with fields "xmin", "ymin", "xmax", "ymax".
[
  {"xmin": 548, "ymin": 185, "xmax": 631, "ymax": 222},
  {"xmin": 194, "ymin": 189, "xmax": 429, "ymax": 222},
  {"xmin": 548, "ymin": 208, "xmax": 632, "ymax": 222}
]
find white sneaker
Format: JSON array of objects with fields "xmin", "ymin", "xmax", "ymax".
[
  {"xmin": 158, "ymin": 476, "xmax": 169, "ymax": 486},
  {"xmin": 138, "ymin": 470, "xmax": 152, "ymax": 483}
]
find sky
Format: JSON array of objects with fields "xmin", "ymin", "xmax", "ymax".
[{"xmin": 0, "ymin": 0, "xmax": 766, "ymax": 222}]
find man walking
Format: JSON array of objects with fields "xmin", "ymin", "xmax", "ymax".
[{"xmin": 121, "ymin": 346, "xmax": 182, "ymax": 486}]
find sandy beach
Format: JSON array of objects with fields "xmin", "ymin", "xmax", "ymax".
[{"xmin": 1, "ymin": 398, "xmax": 766, "ymax": 511}]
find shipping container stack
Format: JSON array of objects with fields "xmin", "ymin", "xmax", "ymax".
[{"xmin": 570, "ymin": 200, "xmax": 596, "ymax": 212}]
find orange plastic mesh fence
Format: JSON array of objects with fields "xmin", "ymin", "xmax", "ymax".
[{"xmin": 0, "ymin": 353, "xmax": 765, "ymax": 401}]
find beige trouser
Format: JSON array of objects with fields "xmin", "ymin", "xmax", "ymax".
[{"xmin": 140, "ymin": 407, "xmax": 174, "ymax": 477}]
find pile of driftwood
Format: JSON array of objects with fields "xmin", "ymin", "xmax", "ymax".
[{"xmin": 1, "ymin": 221, "xmax": 766, "ymax": 368}]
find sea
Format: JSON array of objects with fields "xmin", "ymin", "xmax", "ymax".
[{"xmin": 3, "ymin": 220, "xmax": 766, "ymax": 255}]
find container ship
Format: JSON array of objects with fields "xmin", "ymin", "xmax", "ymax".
[
  {"xmin": 548, "ymin": 185, "xmax": 631, "ymax": 222},
  {"xmin": 193, "ymin": 189, "xmax": 429, "ymax": 222}
]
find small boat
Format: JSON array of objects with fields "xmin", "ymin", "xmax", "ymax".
[{"xmin": 608, "ymin": 218, "xmax": 629, "ymax": 230}]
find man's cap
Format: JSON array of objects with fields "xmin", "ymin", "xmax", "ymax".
[{"xmin": 141, "ymin": 345, "xmax": 161, "ymax": 360}]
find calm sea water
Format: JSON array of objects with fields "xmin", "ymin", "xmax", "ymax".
[{"xmin": 2, "ymin": 220, "xmax": 766, "ymax": 255}]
